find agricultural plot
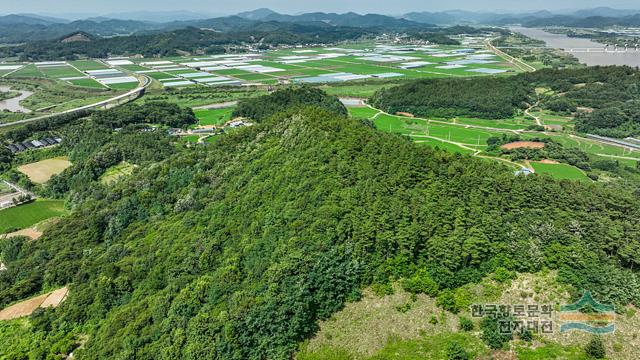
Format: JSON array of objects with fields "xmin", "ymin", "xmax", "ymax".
[
  {"xmin": 0, "ymin": 65, "xmax": 24, "ymax": 77},
  {"xmin": 531, "ymin": 162, "xmax": 591, "ymax": 181},
  {"xmin": 194, "ymin": 107, "xmax": 235, "ymax": 126},
  {"xmin": 7, "ymin": 64, "xmax": 43, "ymax": 78},
  {"xmin": 17, "ymin": 157, "xmax": 72, "ymax": 184},
  {"xmin": 373, "ymin": 113, "xmax": 494, "ymax": 146},
  {"xmin": 107, "ymin": 82, "xmax": 139, "ymax": 90},
  {"xmin": 68, "ymin": 78, "xmax": 105, "ymax": 89},
  {"xmin": 69, "ymin": 60, "xmax": 109, "ymax": 71},
  {"xmin": 38, "ymin": 65, "xmax": 85, "ymax": 79},
  {"xmin": 117, "ymin": 40, "xmax": 516, "ymax": 89},
  {"xmin": 451, "ymin": 116, "xmax": 535, "ymax": 131},
  {"xmin": 0, "ymin": 200, "xmax": 66, "ymax": 233}
]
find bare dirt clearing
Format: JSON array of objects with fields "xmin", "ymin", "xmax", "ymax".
[
  {"xmin": 2, "ymin": 227, "xmax": 43, "ymax": 240},
  {"xmin": 0, "ymin": 286, "xmax": 68, "ymax": 321},
  {"xmin": 501, "ymin": 141, "xmax": 545, "ymax": 150},
  {"xmin": 17, "ymin": 157, "xmax": 71, "ymax": 184}
]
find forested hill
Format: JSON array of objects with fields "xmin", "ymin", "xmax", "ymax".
[
  {"xmin": 370, "ymin": 66, "xmax": 640, "ymax": 138},
  {"xmin": 2, "ymin": 96, "xmax": 640, "ymax": 358}
]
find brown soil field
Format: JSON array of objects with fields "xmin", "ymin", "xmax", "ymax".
[
  {"xmin": 501, "ymin": 141, "xmax": 545, "ymax": 150},
  {"xmin": 0, "ymin": 286, "xmax": 68, "ymax": 321},
  {"xmin": 538, "ymin": 159, "xmax": 560, "ymax": 164},
  {"xmin": 17, "ymin": 157, "xmax": 72, "ymax": 184},
  {"xmin": 395, "ymin": 112, "xmax": 414, "ymax": 117},
  {"xmin": 0, "ymin": 293, "xmax": 49, "ymax": 320}
]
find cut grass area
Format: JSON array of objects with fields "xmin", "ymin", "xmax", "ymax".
[
  {"xmin": 453, "ymin": 116, "xmax": 534, "ymax": 130},
  {"xmin": 531, "ymin": 162, "xmax": 591, "ymax": 181},
  {"xmin": 347, "ymin": 106, "xmax": 379, "ymax": 119},
  {"xmin": 100, "ymin": 162, "xmax": 136, "ymax": 185},
  {"xmin": 194, "ymin": 107, "xmax": 234, "ymax": 126},
  {"xmin": 68, "ymin": 78, "xmax": 105, "ymax": 89},
  {"xmin": 17, "ymin": 157, "xmax": 72, "ymax": 184},
  {"xmin": 0, "ymin": 200, "xmax": 66, "ymax": 233}
]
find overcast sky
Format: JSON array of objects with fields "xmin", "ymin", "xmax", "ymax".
[{"xmin": 6, "ymin": 0, "xmax": 640, "ymax": 16}]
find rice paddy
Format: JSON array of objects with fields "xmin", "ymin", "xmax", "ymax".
[
  {"xmin": 347, "ymin": 104, "xmax": 639, "ymax": 181},
  {"xmin": 0, "ymin": 200, "xmax": 66, "ymax": 233}
]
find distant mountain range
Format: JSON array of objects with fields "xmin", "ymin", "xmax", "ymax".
[{"xmin": 1, "ymin": 7, "xmax": 640, "ymax": 44}]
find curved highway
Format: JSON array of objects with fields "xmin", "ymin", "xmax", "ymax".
[{"xmin": 0, "ymin": 74, "xmax": 151, "ymax": 128}]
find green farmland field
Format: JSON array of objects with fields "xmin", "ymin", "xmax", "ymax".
[
  {"xmin": 68, "ymin": 78, "xmax": 105, "ymax": 88},
  {"xmin": 0, "ymin": 200, "xmax": 67, "ymax": 233},
  {"xmin": 531, "ymin": 162, "xmax": 591, "ymax": 181},
  {"xmin": 38, "ymin": 66, "xmax": 85, "ymax": 79},
  {"xmin": 70, "ymin": 60, "xmax": 108, "ymax": 71},
  {"xmin": 107, "ymin": 82, "xmax": 138, "ymax": 90},
  {"xmin": 7, "ymin": 64, "xmax": 43, "ymax": 78}
]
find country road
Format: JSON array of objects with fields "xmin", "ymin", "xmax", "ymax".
[{"xmin": 524, "ymin": 102, "xmax": 542, "ymax": 126}]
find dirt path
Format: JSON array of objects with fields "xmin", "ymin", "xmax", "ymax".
[
  {"xmin": 2, "ymin": 228, "xmax": 43, "ymax": 240},
  {"xmin": 367, "ymin": 104, "xmax": 529, "ymax": 170},
  {"xmin": 524, "ymin": 101, "xmax": 542, "ymax": 126}
]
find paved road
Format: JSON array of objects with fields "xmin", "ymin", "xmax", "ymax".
[
  {"xmin": 485, "ymin": 38, "xmax": 536, "ymax": 73},
  {"xmin": 0, "ymin": 75, "xmax": 151, "ymax": 129}
]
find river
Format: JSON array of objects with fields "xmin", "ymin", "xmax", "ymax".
[
  {"xmin": 511, "ymin": 27, "xmax": 640, "ymax": 67},
  {"xmin": 0, "ymin": 85, "xmax": 33, "ymax": 113}
]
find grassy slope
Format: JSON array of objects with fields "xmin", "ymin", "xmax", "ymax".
[
  {"xmin": 531, "ymin": 162, "xmax": 591, "ymax": 182},
  {"xmin": 299, "ymin": 272, "xmax": 634, "ymax": 359}
]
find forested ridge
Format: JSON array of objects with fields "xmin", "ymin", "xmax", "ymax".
[
  {"xmin": 371, "ymin": 66, "xmax": 640, "ymax": 138},
  {"xmin": 0, "ymin": 26, "xmax": 372, "ymax": 60},
  {"xmin": 1, "ymin": 89, "xmax": 640, "ymax": 358}
]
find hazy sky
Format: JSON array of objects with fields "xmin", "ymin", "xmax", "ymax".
[{"xmin": 6, "ymin": 0, "xmax": 640, "ymax": 16}]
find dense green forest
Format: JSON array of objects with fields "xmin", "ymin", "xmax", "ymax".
[
  {"xmin": 1, "ymin": 88, "xmax": 640, "ymax": 358},
  {"xmin": 232, "ymin": 86, "xmax": 348, "ymax": 121},
  {"xmin": 371, "ymin": 65, "xmax": 640, "ymax": 138},
  {"xmin": 369, "ymin": 76, "xmax": 532, "ymax": 119}
]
